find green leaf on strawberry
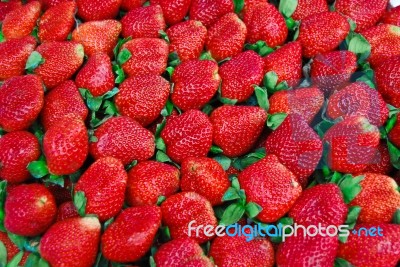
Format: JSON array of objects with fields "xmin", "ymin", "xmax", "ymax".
[
  {"xmin": 245, "ymin": 202, "xmax": 262, "ymax": 218},
  {"xmin": 6, "ymin": 250, "xmax": 24, "ymax": 267},
  {"xmin": 112, "ymin": 64, "xmax": 126, "ymax": 84},
  {"xmin": 347, "ymin": 34, "xmax": 371, "ymax": 64},
  {"xmin": 393, "ymin": 209, "xmax": 400, "ymax": 225},
  {"xmin": 213, "ymin": 155, "xmax": 231, "ymax": 170},
  {"xmin": 267, "ymin": 113, "xmax": 287, "ymax": 130},
  {"xmin": 344, "ymin": 206, "xmax": 361, "ymax": 229},
  {"xmin": 113, "ymin": 36, "xmax": 132, "ymax": 59},
  {"xmin": 218, "ymin": 96, "xmax": 237, "ymax": 105},
  {"xmin": 159, "ymin": 30, "xmax": 169, "ymax": 43},
  {"xmin": 7, "ymin": 233, "xmax": 26, "ymax": 250},
  {"xmin": 117, "ymin": 48, "xmax": 132, "ymax": 65},
  {"xmin": 0, "ymin": 181, "xmax": 6, "ymax": 231},
  {"xmin": 73, "ymin": 191, "xmax": 87, "ymax": 217},
  {"xmin": 27, "ymin": 157, "xmax": 49, "ymax": 179},
  {"xmin": 254, "ymin": 86, "xmax": 269, "ymax": 111},
  {"xmin": 161, "ymin": 100, "xmax": 174, "ymax": 117},
  {"xmin": 334, "ymin": 174, "xmax": 364, "ymax": 204},
  {"xmin": 222, "ymin": 187, "xmax": 241, "ymax": 202},
  {"xmin": 334, "ymin": 257, "xmax": 354, "ymax": 267},
  {"xmin": 244, "ymin": 41, "xmax": 274, "ymax": 56},
  {"xmin": 279, "ymin": 0, "xmax": 298, "ymax": 18},
  {"xmin": 219, "ymin": 202, "xmax": 245, "ymax": 226},
  {"xmin": 233, "ymin": 0, "xmax": 244, "ymax": 14},
  {"xmin": 0, "ymin": 240, "xmax": 6, "ymax": 267},
  {"xmin": 387, "ymin": 140, "xmax": 400, "ymax": 169},
  {"xmin": 25, "ymin": 51, "xmax": 44, "ymax": 73}
]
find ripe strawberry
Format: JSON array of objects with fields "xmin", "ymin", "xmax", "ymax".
[
  {"xmin": 205, "ymin": 13, "xmax": 247, "ymax": 62},
  {"xmin": 47, "ymin": 178, "xmax": 73, "ymax": 205},
  {"xmin": 76, "ymin": 0, "xmax": 122, "ymax": 21},
  {"xmin": 389, "ymin": 114, "xmax": 400, "ymax": 148},
  {"xmin": 121, "ymin": 0, "xmax": 146, "ymax": 10},
  {"xmin": 327, "ymin": 82, "xmax": 389, "ymax": 127},
  {"xmin": 291, "ymin": 0, "xmax": 328, "ymax": 21},
  {"xmin": 41, "ymin": 80, "xmax": 88, "ymax": 130},
  {"xmin": 75, "ymin": 157, "xmax": 128, "ymax": 221},
  {"xmin": 115, "ymin": 75, "xmax": 170, "ymax": 126},
  {"xmin": 40, "ymin": 217, "xmax": 101, "ymax": 267},
  {"xmin": 0, "ymin": 36, "xmax": 36, "ymax": 80},
  {"xmin": 243, "ymin": 2, "xmax": 288, "ymax": 47},
  {"xmin": 101, "ymin": 206, "xmax": 162, "ymax": 262},
  {"xmin": 219, "ymin": 51, "xmax": 264, "ymax": 102},
  {"xmin": 210, "ymin": 106, "xmax": 267, "ymax": 157},
  {"xmin": 189, "ymin": 0, "xmax": 233, "ymax": 27},
  {"xmin": 363, "ymin": 142, "xmax": 393, "ymax": 175},
  {"xmin": 161, "ymin": 110, "xmax": 213, "ymax": 163},
  {"xmin": 38, "ymin": 1, "xmax": 77, "ymax": 42},
  {"xmin": 269, "ymin": 87, "xmax": 324, "ymax": 124},
  {"xmin": 0, "ymin": 0, "xmax": 22, "ymax": 22},
  {"xmin": 5, "ymin": 184, "xmax": 57, "ymax": 236},
  {"xmin": 120, "ymin": 38, "xmax": 169, "ymax": 77},
  {"xmin": 238, "ymin": 154, "xmax": 302, "ymax": 222},
  {"xmin": 56, "ymin": 201, "xmax": 79, "ymax": 221},
  {"xmin": 323, "ymin": 116, "xmax": 380, "ymax": 173},
  {"xmin": 298, "ymin": 12, "xmax": 350, "ymax": 58},
  {"xmin": 34, "ymin": 41, "xmax": 84, "ymax": 89},
  {"xmin": 90, "ymin": 116, "xmax": 155, "ymax": 165},
  {"xmin": 161, "ymin": 192, "xmax": 217, "ymax": 243},
  {"xmin": 0, "ymin": 231, "xmax": 29, "ymax": 263},
  {"xmin": 37, "ymin": 0, "xmax": 72, "ymax": 10},
  {"xmin": 263, "ymin": 41, "xmax": 303, "ymax": 88},
  {"xmin": 43, "ymin": 117, "xmax": 89, "ymax": 175},
  {"xmin": 375, "ymin": 56, "xmax": 400, "ymax": 107},
  {"xmin": 310, "ymin": 50, "xmax": 357, "ymax": 95},
  {"xmin": 337, "ymin": 223, "xmax": 400, "ymax": 267},
  {"xmin": 171, "ymin": 60, "xmax": 220, "ymax": 110},
  {"xmin": 0, "ymin": 131, "xmax": 40, "ymax": 184},
  {"xmin": 151, "ymin": 0, "xmax": 191, "ymax": 25},
  {"xmin": 126, "ymin": 161, "xmax": 180, "ymax": 206},
  {"xmin": 72, "ymin": 20, "xmax": 122, "ymax": 57},
  {"xmin": 2, "ymin": 1, "xmax": 41, "ymax": 40},
  {"xmin": 381, "ymin": 6, "xmax": 400, "ymax": 26},
  {"xmin": 0, "ymin": 75, "xmax": 44, "ymax": 132}
]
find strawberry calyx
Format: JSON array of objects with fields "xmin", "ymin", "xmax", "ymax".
[
  {"xmin": 382, "ymin": 106, "xmax": 400, "ymax": 169},
  {"xmin": 334, "ymin": 257, "xmax": 353, "ymax": 267},
  {"xmin": 112, "ymin": 37, "xmax": 132, "ymax": 84},
  {"xmin": 244, "ymin": 41, "xmax": 274, "ymax": 57},
  {"xmin": 0, "ymin": 181, "xmax": 6, "ymax": 232},
  {"xmin": 73, "ymin": 191, "xmax": 87, "ymax": 217},
  {"xmin": 233, "ymin": 0, "xmax": 244, "ymax": 14},
  {"xmin": 393, "ymin": 209, "xmax": 400, "ymax": 225},
  {"xmin": 279, "ymin": 0, "xmax": 299, "ymax": 31},
  {"xmin": 25, "ymin": 51, "xmax": 44, "ymax": 74}
]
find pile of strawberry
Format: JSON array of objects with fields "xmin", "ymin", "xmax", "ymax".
[{"xmin": 0, "ymin": 0, "xmax": 400, "ymax": 266}]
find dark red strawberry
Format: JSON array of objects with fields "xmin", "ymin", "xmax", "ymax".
[
  {"xmin": 56, "ymin": 201, "xmax": 79, "ymax": 221},
  {"xmin": 291, "ymin": 0, "xmax": 329, "ymax": 21},
  {"xmin": 189, "ymin": 0, "xmax": 233, "ymax": 27},
  {"xmin": 151, "ymin": 0, "xmax": 191, "ymax": 25},
  {"xmin": 121, "ymin": 0, "xmax": 146, "ymax": 10},
  {"xmin": 76, "ymin": 0, "xmax": 122, "ymax": 21},
  {"xmin": 363, "ymin": 142, "xmax": 393, "ymax": 175},
  {"xmin": 375, "ymin": 56, "xmax": 400, "ymax": 107},
  {"xmin": 389, "ymin": 114, "xmax": 400, "ymax": 148},
  {"xmin": 47, "ymin": 178, "xmax": 73, "ymax": 205},
  {"xmin": 0, "ymin": 0, "xmax": 22, "ymax": 22},
  {"xmin": 381, "ymin": 6, "xmax": 400, "ymax": 26}
]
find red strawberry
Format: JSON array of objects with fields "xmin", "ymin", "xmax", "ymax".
[
  {"xmin": 219, "ymin": 51, "xmax": 264, "ymax": 102},
  {"xmin": 76, "ymin": 0, "xmax": 122, "ymax": 21},
  {"xmin": 72, "ymin": 20, "xmax": 122, "ymax": 57},
  {"xmin": 205, "ymin": 13, "xmax": 247, "ymax": 62},
  {"xmin": 0, "ymin": 231, "xmax": 29, "ymax": 264},
  {"xmin": 121, "ymin": 0, "xmax": 146, "ymax": 10},
  {"xmin": 90, "ymin": 116, "xmax": 155, "ymax": 165},
  {"xmin": 161, "ymin": 110, "xmax": 213, "ymax": 163},
  {"xmin": 101, "ymin": 206, "xmax": 162, "ymax": 262},
  {"xmin": 5, "ymin": 184, "xmax": 57, "ymax": 236},
  {"xmin": 291, "ymin": 0, "xmax": 328, "ymax": 21},
  {"xmin": 40, "ymin": 217, "xmax": 101, "ymax": 267},
  {"xmin": 0, "ymin": 75, "xmax": 44, "ymax": 132},
  {"xmin": 0, "ymin": 36, "xmax": 36, "ymax": 80},
  {"xmin": 375, "ymin": 56, "xmax": 400, "ymax": 107},
  {"xmin": 381, "ymin": 6, "xmax": 400, "ymax": 26},
  {"xmin": 210, "ymin": 106, "xmax": 267, "ymax": 157},
  {"xmin": 47, "ymin": 178, "xmax": 73, "ymax": 205},
  {"xmin": 43, "ymin": 117, "xmax": 89, "ymax": 175},
  {"xmin": 38, "ymin": 1, "xmax": 77, "ymax": 42},
  {"xmin": 126, "ymin": 160, "xmax": 180, "ymax": 206},
  {"xmin": 151, "ymin": 0, "xmax": 191, "ymax": 25},
  {"xmin": 161, "ymin": 192, "xmax": 217, "ymax": 243},
  {"xmin": 243, "ymin": 2, "xmax": 288, "ymax": 47},
  {"xmin": 298, "ymin": 12, "xmax": 350, "ymax": 58},
  {"xmin": 323, "ymin": 116, "xmax": 380, "ymax": 173},
  {"xmin": 0, "ymin": 0, "xmax": 22, "ymax": 22},
  {"xmin": 115, "ymin": 74, "xmax": 170, "ymax": 126},
  {"xmin": 2, "ymin": 1, "xmax": 41, "ymax": 40},
  {"xmin": 121, "ymin": 38, "xmax": 169, "ymax": 77},
  {"xmin": 310, "ymin": 50, "xmax": 357, "ymax": 95},
  {"xmin": 171, "ymin": 59, "xmax": 220, "ymax": 110},
  {"xmin": 56, "ymin": 201, "xmax": 79, "ymax": 221},
  {"xmin": 327, "ymin": 82, "xmax": 389, "ymax": 126},
  {"xmin": 238, "ymin": 154, "xmax": 302, "ymax": 222},
  {"xmin": 75, "ymin": 157, "xmax": 128, "ymax": 221},
  {"xmin": 363, "ymin": 142, "xmax": 393, "ymax": 175},
  {"xmin": 189, "ymin": 0, "xmax": 233, "ymax": 27},
  {"xmin": 263, "ymin": 41, "xmax": 303, "ymax": 88},
  {"xmin": 37, "ymin": 0, "xmax": 72, "ymax": 10},
  {"xmin": 389, "ymin": 114, "xmax": 400, "ymax": 147}
]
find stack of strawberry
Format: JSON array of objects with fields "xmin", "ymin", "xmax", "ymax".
[{"xmin": 0, "ymin": 0, "xmax": 400, "ymax": 266}]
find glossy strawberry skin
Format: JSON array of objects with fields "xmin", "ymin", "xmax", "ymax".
[
  {"xmin": 0, "ymin": 0, "xmax": 22, "ymax": 22},
  {"xmin": 0, "ymin": 75, "xmax": 44, "ymax": 132},
  {"xmin": 90, "ymin": 116, "xmax": 155, "ymax": 165},
  {"xmin": 152, "ymin": 0, "xmax": 191, "ymax": 25},
  {"xmin": 76, "ymin": 0, "xmax": 122, "ymax": 21},
  {"xmin": 121, "ymin": 0, "xmax": 146, "ymax": 10},
  {"xmin": 381, "ymin": 6, "xmax": 400, "ymax": 27},
  {"xmin": 171, "ymin": 60, "xmax": 220, "ymax": 110},
  {"xmin": 56, "ymin": 201, "xmax": 79, "ymax": 221},
  {"xmin": 291, "ymin": 0, "xmax": 328, "ymax": 21},
  {"xmin": 101, "ymin": 206, "xmax": 162, "ymax": 262},
  {"xmin": 375, "ymin": 56, "xmax": 400, "ymax": 107},
  {"xmin": 189, "ymin": 0, "xmax": 233, "ymax": 27},
  {"xmin": 363, "ymin": 142, "xmax": 393, "ymax": 175},
  {"xmin": 389, "ymin": 114, "xmax": 400, "ymax": 148}
]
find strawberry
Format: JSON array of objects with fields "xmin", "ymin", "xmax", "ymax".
[
  {"xmin": 101, "ymin": 206, "xmax": 162, "ymax": 262},
  {"xmin": 5, "ymin": 183, "xmax": 57, "ymax": 236},
  {"xmin": 41, "ymin": 80, "xmax": 88, "ymax": 130},
  {"xmin": 298, "ymin": 12, "xmax": 350, "ymax": 58},
  {"xmin": 243, "ymin": 2, "xmax": 288, "ymax": 47},
  {"xmin": 126, "ymin": 161, "xmax": 180, "ymax": 206},
  {"xmin": 268, "ymin": 87, "xmax": 324, "ymax": 124},
  {"xmin": 0, "ymin": 36, "xmax": 36, "ymax": 80},
  {"xmin": 121, "ymin": 0, "xmax": 146, "ymax": 10},
  {"xmin": 0, "ymin": 75, "xmax": 44, "ymax": 132},
  {"xmin": 363, "ymin": 142, "xmax": 393, "ymax": 175},
  {"xmin": 115, "ymin": 74, "xmax": 170, "ymax": 126},
  {"xmin": 327, "ymin": 82, "xmax": 389, "ymax": 127},
  {"xmin": 161, "ymin": 110, "xmax": 213, "ymax": 163},
  {"xmin": 37, "ymin": 0, "xmax": 72, "ymax": 10},
  {"xmin": 121, "ymin": 5, "xmax": 166, "ymax": 38},
  {"xmin": 38, "ymin": 1, "xmax": 77, "ymax": 42},
  {"xmin": 56, "ymin": 201, "xmax": 79, "ymax": 221},
  {"xmin": 374, "ymin": 56, "xmax": 400, "ymax": 107},
  {"xmin": 219, "ymin": 51, "xmax": 264, "ymax": 102},
  {"xmin": 189, "ymin": 0, "xmax": 233, "ymax": 27},
  {"xmin": 0, "ymin": 131, "xmax": 40, "ymax": 183},
  {"xmin": 2, "ymin": 1, "xmax": 41, "ymax": 40},
  {"xmin": 381, "ymin": 6, "xmax": 400, "ymax": 26},
  {"xmin": 33, "ymin": 41, "xmax": 85, "ymax": 89},
  {"xmin": 291, "ymin": 0, "xmax": 329, "ymax": 21},
  {"xmin": 72, "ymin": 20, "xmax": 122, "ymax": 57},
  {"xmin": 0, "ymin": 231, "xmax": 29, "ymax": 264},
  {"xmin": 171, "ymin": 59, "xmax": 220, "ymax": 110},
  {"xmin": 120, "ymin": 38, "xmax": 169, "ymax": 77},
  {"xmin": 40, "ymin": 216, "xmax": 101, "ymax": 267},
  {"xmin": 210, "ymin": 106, "xmax": 267, "ymax": 157},
  {"xmin": 151, "ymin": 0, "xmax": 191, "ymax": 26},
  {"xmin": 76, "ymin": 0, "xmax": 122, "ymax": 21},
  {"xmin": 43, "ymin": 117, "xmax": 89, "ymax": 175},
  {"xmin": 263, "ymin": 41, "xmax": 303, "ymax": 88},
  {"xmin": 389, "ymin": 114, "xmax": 400, "ymax": 147},
  {"xmin": 47, "ymin": 178, "xmax": 73, "ymax": 205},
  {"xmin": 323, "ymin": 116, "xmax": 380, "ymax": 173},
  {"xmin": 205, "ymin": 13, "xmax": 247, "ymax": 62},
  {"xmin": 0, "ymin": 0, "xmax": 22, "ymax": 22},
  {"xmin": 238, "ymin": 154, "xmax": 302, "ymax": 223},
  {"xmin": 337, "ymin": 223, "xmax": 400, "ymax": 267},
  {"xmin": 90, "ymin": 116, "xmax": 155, "ymax": 165},
  {"xmin": 75, "ymin": 53, "xmax": 115, "ymax": 97},
  {"xmin": 75, "ymin": 157, "xmax": 128, "ymax": 221},
  {"xmin": 310, "ymin": 50, "xmax": 358, "ymax": 95},
  {"xmin": 161, "ymin": 192, "xmax": 217, "ymax": 243}
]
